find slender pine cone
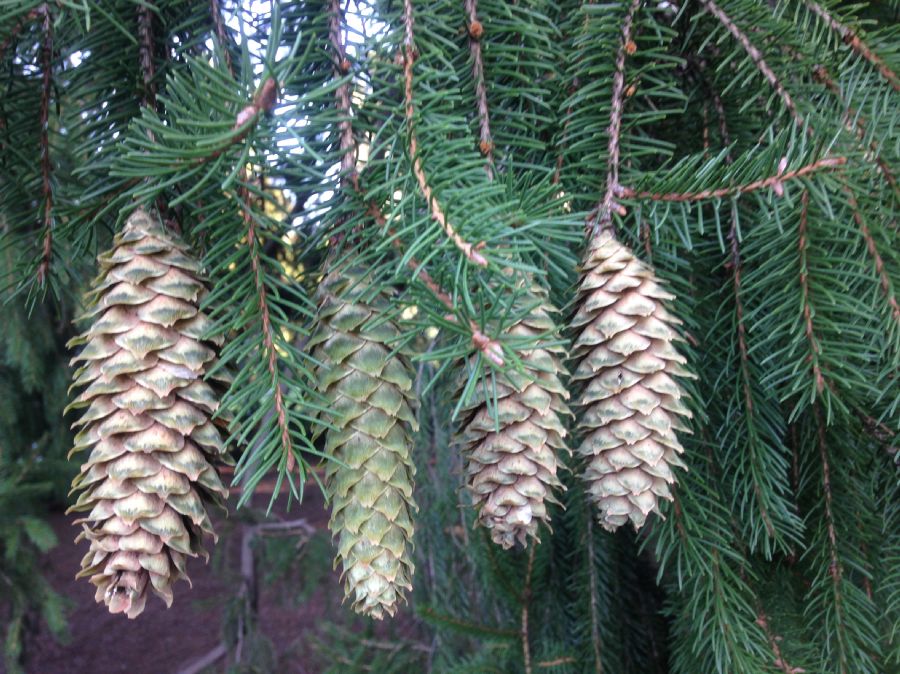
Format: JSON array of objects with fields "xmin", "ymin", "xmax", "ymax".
[
  {"xmin": 570, "ymin": 232, "xmax": 693, "ymax": 532},
  {"xmin": 456, "ymin": 284, "xmax": 571, "ymax": 548},
  {"xmin": 66, "ymin": 208, "xmax": 230, "ymax": 619},
  {"xmin": 309, "ymin": 270, "xmax": 417, "ymax": 619}
]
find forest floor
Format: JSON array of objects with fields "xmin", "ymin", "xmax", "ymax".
[{"xmin": 20, "ymin": 486, "xmax": 426, "ymax": 674}]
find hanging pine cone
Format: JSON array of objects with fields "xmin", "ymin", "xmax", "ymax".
[
  {"xmin": 309, "ymin": 270, "xmax": 417, "ymax": 619},
  {"xmin": 456, "ymin": 283, "xmax": 571, "ymax": 548},
  {"xmin": 570, "ymin": 231, "xmax": 693, "ymax": 532},
  {"xmin": 66, "ymin": 208, "xmax": 230, "ymax": 619}
]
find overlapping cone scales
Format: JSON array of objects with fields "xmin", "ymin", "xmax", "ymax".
[
  {"xmin": 66, "ymin": 208, "xmax": 229, "ymax": 619},
  {"xmin": 456, "ymin": 285, "xmax": 571, "ymax": 549},
  {"xmin": 571, "ymin": 232, "xmax": 692, "ymax": 532},
  {"xmin": 310, "ymin": 271, "xmax": 417, "ymax": 619}
]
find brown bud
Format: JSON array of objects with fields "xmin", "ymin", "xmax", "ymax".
[
  {"xmin": 340, "ymin": 58, "xmax": 351, "ymax": 74},
  {"xmin": 625, "ymin": 40, "xmax": 637, "ymax": 55},
  {"xmin": 468, "ymin": 20, "xmax": 484, "ymax": 40},
  {"xmin": 479, "ymin": 140, "xmax": 494, "ymax": 156}
]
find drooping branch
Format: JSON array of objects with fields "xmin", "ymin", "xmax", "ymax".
[
  {"xmin": 464, "ymin": 0, "xmax": 494, "ymax": 179},
  {"xmin": 521, "ymin": 544, "xmax": 535, "ymax": 674},
  {"xmin": 209, "ymin": 0, "xmax": 234, "ymax": 77},
  {"xmin": 36, "ymin": 4, "xmax": 53, "ymax": 286},
  {"xmin": 811, "ymin": 65, "xmax": 897, "ymax": 193},
  {"xmin": 699, "ymin": 0, "xmax": 806, "ymax": 130},
  {"xmin": 137, "ymin": 4, "xmax": 157, "ymax": 110},
  {"xmin": 591, "ymin": 0, "xmax": 640, "ymax": 234},
  {"xmin": 803, "ymin": 0, "xmax": 900, "ymax": 92},
  {"xmin": 617, "ymin": 156, "xmax": 846, "ymax": 202},
  {"xmin": 798, "ymin": 190, "xmax": 826, "ymax": 394},
  {"xmin": 403, "ymin": 0, "xmax": 488, "ymax": 267},
  {"xmin": 328, "ymin": 0, "xmax": 502, "ymax": 365}
]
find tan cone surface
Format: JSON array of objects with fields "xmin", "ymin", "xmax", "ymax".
[
  {"xmin": 310, "ymin": 270, "xmax": 417, "ymax": 619},
  {"xmin": 457, "ymin": 284, "xmax": 571, "ymax": 548},
  {"xmin": 66, "ymin": 208, "xmax": 229, "ymax": 619},
  {"xmin": 571, "ymin": 232, "xmax": 693, "ymax": 531}
]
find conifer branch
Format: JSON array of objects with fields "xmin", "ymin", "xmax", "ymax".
[
  {"xmin": 521, "ymin": 544, "xmax": 535, "ymax": 674},
  {"xmin": 329, "ymin": 0, "xmax": 502, "ymax": 365},
  {"xmin": 591, "ymin": 0, "xmax": 640, "ymax": 234},
  {"xmin": 814, "ymin": 405, "xmax": 849, "ymax": 674},
  {"xmin": 617, "ymin": 156, "xmax": 846, "ymax": 202},
  {"xmin": 329, "ymin": 0, "xmax": 356, "ymax": 184},
  {"xmin": 137, "ymin": 4, "xmax": 156, "ymax": 110},
  {"xmin": 209, "ymin": 0, "xmax": 234, "ymax": 77},
  {"xmin": 802, "ymin": 0, "xmax": 900, "ymax": 92},
  {"xmin": 756, "ymin": 606, "xmax": 805, "ymax": 673},
  {"xmin": 464, "ymin": 0, "xmax": 494, "ymax": 180},
  {"xmin": 843, "ymin": 186, "xmax": 900, "ymax": 326},
  {"xmin": 36, "ymin": 4, "xmax": 52, "ymax": 287},
  {"xmin": 812, "ymin": 65, "xmax": 897, "ymax": 194},
  {"xmin": 0, "ymin": 5, "xmax": 44, "ymax": 64},
  {"xmin": 403, "ymin": 0, "xmax": 488, "ymax": 267},
  {"xmin": 237, "ymin": 188, "xmax": 295, "ymax": 472},
  {"xmin": 798, "ymin": 190, "xmax": 826, "ymax": 394},
  {"xmin": 699, "ymin": 0, "xmax": 805, "ymax": 129}
]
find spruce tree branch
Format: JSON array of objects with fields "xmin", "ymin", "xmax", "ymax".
[
  {"xmin": 209, "ymin": 0, "xmax": 234, "ymax": 78},
  {"xmin": 811, "ymin": 65, "xmax": 898, "ymax": 195},
  {"xmin": 329, "ymin": 0, "xmax": 356, "ymax": 184},
  {"xmin": 842, "ymin": 184, "xmax": 900, "ymax": 326},
  {"xmin": 814, "ymin": 404, "xmax": 849, "ymax": 674},
  {"xmin": 803, "ymin": 0, "xmax": 900, "ymax": 92},
  {"xmin": 591, "ymin": 0, "xmax": 640, "ymax": 234},
  {"xmin": 521, "ymin": 544, "xmax": 535, "ymax": 674},
  {"xmin": 617, "ymin": 156, "xmax": 846, "ymax": 202},
  {"xmin": 798, "ymin": 190, "xmax": 826, "ymax": 394},
  {"xmin": 328, "ymin": 0, "xmax": 502, "ymax": 366},
  {"xmin": 403, "ymin": 0, "xmax": 489, "ymax": 267},
  {"xmin": 0, "ymin": 5, "xmax": 45, "ymax": 64},
  {"xmin": 36, "ymin": 4, "xmax": 52, "ymax": 287},
  {"xmin": 464, "ymin": 0, "xmax": 494, "ymax": 180},
  {"xmin": 585, "ymin": 513, "xmax": 603, "ymax": 674},
  {"xmin": 236, "ymin": 189, "xmax": 295, "ymax": 473},
  {"xmin": 137, "ymin": 3, "xmax": 157, "ymax": 110},
  {"xmin": 699, "ymin": 0, "xmax": 806, "ymax": 131}
]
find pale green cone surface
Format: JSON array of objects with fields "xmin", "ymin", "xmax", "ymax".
[
  {"xmin": 67, "ymin": 208, "xmax": 230, "ymax": 619},
  {"xmin": 571, "ymin": 231, "xmax": 693, "ymax": 532},
  {"xmin": 310, "ymin": 270, "xmax": 417, "ymax": 619},
  {"xmin": 456, "ymin": 283, "xmax": 572, "ymax": 549}
]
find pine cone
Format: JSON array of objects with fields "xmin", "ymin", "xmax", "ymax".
[
  {"xmin": 66, "ymin": 208, "xmax": 229, "ymax": 619},
  {"xmin": 456, "ymin": 283, "xmax": 571, "ymax": 548},
  {"xmin": 310, "ymin": 270, "xmax": 417, "ymax": 619},
  {"xmin": 570, "ymin": 232, "xmax": 693, "ymax": 532}
]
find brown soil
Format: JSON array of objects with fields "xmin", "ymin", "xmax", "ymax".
[{"xmin": 19, "ymin": 488, "xmax": 423, "ymax": 674}]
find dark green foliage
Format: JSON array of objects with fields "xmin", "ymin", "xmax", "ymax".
[{"xmin": 0, "ymin": 0, "xmax": 898, "ymax": 672}]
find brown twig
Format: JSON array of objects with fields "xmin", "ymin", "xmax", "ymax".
[
  {"xmin": 591, "ymin": 0, "xmax": 640, "ymax": 234},
  {"xmin": 798, "ymin": 190, "xmax": 826, "ymax": 393},
  {"xmin": 521, "ymin": 545, "xmax": 536, "ymax": 674},
  {"xmin": 137, "ymin": 4, "xmax": 157, "ymax": 110},
  {"xmin": 237, "ymin": 189, "xmax": 295, "ymax": 471},
  {"xmin": 699, "ymin": 0, "xmax": 806, "ymax": 131},
  {"xmin": 814, "ymin": 404, "xmax": 849, "ymax": 674},
  {"xmin": 464, "ymin": 0, "xmax": 494, "ymax": 179},
  {"xmin": 843, "ymin": 186, "xmax": 900, "ymax": 326},
  {"xmin": 209, "ymin": 0, "xmax": 234, "ymax": 77},
  {"xmin": 585, "ymin": 513, "xmax": 603, "ymax": 674},
  {"xmin": 403, "ymin": 0, "xmax": 488, "ymax": 266},
  {"xmin": 328, "ymin": 0, "xmax": 502, "ymax": 364},
  {"xmin": 803, "ymin": 0, "xmax": 900, "ymax": 92},
  {"xmin": 811, "ymin": 65, "xmax": 897, "ymax": 194},
  {"xmin": 330, "ymin": 0, "xmax": 357, "ymax": 184},
  {"xmin": 36, "ymin": 4, "xmax": 53, "ymax": 286},
  {"xmin": 618, "ymin": 156, "xmax": 846, "ymax": 202}
]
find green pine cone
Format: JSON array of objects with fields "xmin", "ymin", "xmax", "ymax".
[{"xmin": 309, "ymin": 270, "xmax": 418, "ymax": 619}]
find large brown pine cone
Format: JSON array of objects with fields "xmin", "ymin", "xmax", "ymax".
[
  {"xmin": 66, "ymin": 208, "xmax": 230, "ymax": 618},
  {"xmin": 570, "ymin": 231, "xmax": 693, "ymax": 532}
]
